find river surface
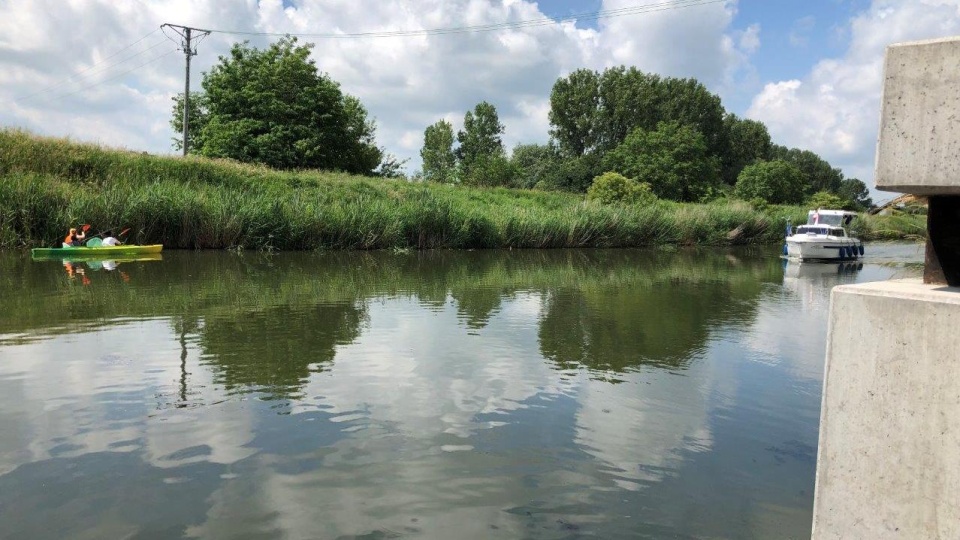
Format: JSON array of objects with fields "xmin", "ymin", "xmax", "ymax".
[{"xmin": 0, "ymin": 244, "xmax": 923, "ymax": 539}]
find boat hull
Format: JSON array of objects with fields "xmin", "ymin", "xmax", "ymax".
[
  {"xmin": 786, "ymin": 238, "xmax": 861, "ymax": 261},
  {"xmin": 31, "ymin": 245, "xmax": 164, "ymax": 260}
]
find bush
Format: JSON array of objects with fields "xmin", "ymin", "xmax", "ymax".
[
  {"xmin": 587, "ymin": 172, "xmax": 657, "ymax": 206},
  {"xmin": 805, "ymin": 191, "xmax": 852, "ymax": 211}
]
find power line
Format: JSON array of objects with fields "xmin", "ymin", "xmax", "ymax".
[
  {"xmin": 26, "ymin": 47, "xmax": 179, "ymax": 106},
  {"xmin": 176, "ymin": 0, "xmax": 726, "ymax": 39},
  {"xmin": 13, "ymin": 28, "xmax": 161, "ymax": 102}
]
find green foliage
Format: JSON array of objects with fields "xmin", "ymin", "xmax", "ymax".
[
  {"xmin": 170, "ymin": 37, "xmax": 382, "ymax": 174},
  {"xmin": 456, "ymin": 101, "xmax": 505, "ymax": 176},
  {"xmin": 770, "ymin": 145, "xmax": 843, "ymax": 196},
  {"xmin": 602, "ymin": 121, "xmax": 721, "ymax": 202},
  {"xmin": 460, "ymin": 154, "xmax": 518, "ymax": 187},
  {"xmin": 169, "ymin": 92, "xmax": 209, "ymax": 152},
  {"xmin": 421, "ymin": 120, "xmax": 456, "ymax": 183},
  {"xmin": 735, "ymin": 160, "xmax": 805, "ymax": 204},
  {"xmin": 838, "ymin": 178, "xmax": 873, "ymax": 210},
  {"xmin": 806, "ymin": 191, "xmax": 852, "ymax": 211},
  {"xmin": 540, "ymin": 153, "xmax": 603, "ymax": 193},
  {"xmin": 722, "ymin": 114, "xmax": 772, "ymax": 185},
  {"xmin": 548, "ymin": 68, "xmax": 600, "ymax": 156},
  {"xmin": 586, "ymin": 172, "xmax": 656, "ymax": 206},
  {"xmin": 509, "ymin": 143, "xmax": 562, "ymax": 189},
  {"xmin": 549, "ymin": 67, "xmax": 728, "ymax": 160},
  {"xmin": 0, "ymin": 131, "xmax": 922, "ymax": 250},
  {"xmin": 748, "ymin": 197, "xmax": 769, "ymax": 212}
]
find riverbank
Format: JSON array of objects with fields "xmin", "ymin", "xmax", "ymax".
[{"xmin": 0, "ymin": 129, "xmax": 925, "ymax": 250}]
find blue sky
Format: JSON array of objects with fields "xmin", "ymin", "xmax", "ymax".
[{"xmin": 3, "ymin": 0, "xmax": 960, "ymax": 196}]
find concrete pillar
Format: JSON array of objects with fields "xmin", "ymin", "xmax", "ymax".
[
  {"xmin": 814, "ymin": 36, "xmax": 960, "ymax": 538},
  {"xmin": 813, "ymin": 281, "xmax": 960, "ymax": 538}
]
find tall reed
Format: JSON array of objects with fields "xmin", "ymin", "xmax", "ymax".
[{"xmin": 0, "ymin": 129, "xmax": 925, "ymax": 250}]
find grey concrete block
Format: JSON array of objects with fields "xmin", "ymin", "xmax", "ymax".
[
  {"xmin": 813, "ymin": 280, "xmax": 960, "ymax": 538},
  {"xmin": 876, "ymin": 37, "xmax": 960, "ymax": 194}
]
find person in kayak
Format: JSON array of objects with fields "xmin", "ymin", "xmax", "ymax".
[
  {"xmin": 102, "ymin": 231, "xmax": 122, "ymax": 246},
  {"xmin": 62, "ymin": 227, "xmax": 86, "ymax": 247}
]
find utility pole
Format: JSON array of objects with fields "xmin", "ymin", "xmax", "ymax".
[{"xmin": 161, "ymin": 24, "xmax": 211, "ymax": 156}]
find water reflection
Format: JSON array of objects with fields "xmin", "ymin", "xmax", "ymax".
[{"xmin": 0, "ymin": 246, "xmax": 923, "ymax": 539}]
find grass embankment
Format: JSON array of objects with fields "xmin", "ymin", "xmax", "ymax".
[{"xmin": 0, "ymin": 129, "xmax": 925, "ymax": 250}]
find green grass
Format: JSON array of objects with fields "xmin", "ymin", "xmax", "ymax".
[{"xmin": 0, "ymin": 128, "xmax": 925, "ymax": 250}]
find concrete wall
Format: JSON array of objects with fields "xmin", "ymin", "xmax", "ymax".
[
  {"xmin": 813, "ymin": 280, "xmax": 960, "ymax": 539},
  {"xmin": 876, "ymin": 37, "xmax": 960, "ymax": 195}
]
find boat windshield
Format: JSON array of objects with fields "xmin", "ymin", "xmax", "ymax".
[
  {"xmin": 795, "ymin": 226, "xmax": 847, "ymax": 236},
  {"xmin": 806, "ymin": 213, "xmax": 855, "ymax": 226},
  {"xmin": 797, "ymin": 226, "xmax": 829, "ymax": 235}
]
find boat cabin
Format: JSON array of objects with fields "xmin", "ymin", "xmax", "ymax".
[{"xmin": 805, "ymin": 209, "xmax": 857, "ymax": 227}]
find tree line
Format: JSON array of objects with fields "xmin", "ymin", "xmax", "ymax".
[
  {"xmin": 421, "ymin": 66, "xmax": 871, "ymax": 209},
  {"xmin": 169, "ymin": 37, "xmax": 871, "ymax": 210}
]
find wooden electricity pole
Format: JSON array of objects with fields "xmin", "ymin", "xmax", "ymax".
[{"xmin": 162, "ymin": 24, "xmax": 211, "ymax": 156}]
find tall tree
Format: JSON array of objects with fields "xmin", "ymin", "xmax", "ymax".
[
  {"xmin": 169, "ymin": 37, "xmax": 382, "ymax": 174},
  {"xmin": 838, "ymin": 178, "xmax": 873, "ymax": 210},
  {"xmin": 770, "ymin": 145, "xmax": 843, "ymax": 196},
  {"xmin": 722, "ymin": 114, "xmax": 773, "ymax": 185},
  {"xmin": 548, "ymin": 69, "xmax": 600, "ymax": 157},
  {"xmin": 602, "ymin": 121, "xmax": 721, "ymax": 202},
  {"xmin": 456, "ymin": 101, "xmax": 505, "ymax": 172},
  {"xmin": 420, "ymin": 120, "xmax": 456, "ymax": 182},
  {"xmin": 548, "ymin": 67, "xmax": 728, "ymax": 160}
]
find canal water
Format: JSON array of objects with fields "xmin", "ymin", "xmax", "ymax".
[{"xmin": 0, "ymin": 245, "xmax": 923, "ymax": 539}]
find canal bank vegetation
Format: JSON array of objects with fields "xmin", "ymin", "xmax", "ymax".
[
  {"xmin": 1, "ymin": 36, "xmax": 924, "ymax": 249},
  {"xmin": 0, "ymin": 129, "xmax": 924, "ymax": 250}
]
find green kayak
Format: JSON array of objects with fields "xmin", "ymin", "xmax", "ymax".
[{"xmin": 31, "ymin": 244, "xmax": 164, "ymax": 260}]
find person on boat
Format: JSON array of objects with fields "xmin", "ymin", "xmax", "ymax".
[
  {"xmin": 102, "ymin": 231, "xmax": 122, "ymax": 246},
  {"xmin": 62, "ymin": 227, "xmax": 86, "ymax": 247}
]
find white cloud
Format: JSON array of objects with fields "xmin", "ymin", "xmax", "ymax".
[
  {"xmin": 748, "ymin": 0, "xmax": 960, "ymax": 188},
  {"xmin": 739, "ymin": 23, "xmax": 761, "ymax": 54},
  {"xmin": 0, "ymin": 0, "xmax": 756, "ymax": 172}
]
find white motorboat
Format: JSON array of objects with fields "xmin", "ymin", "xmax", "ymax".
[{"xmin": 784, "ymin": 209, "xmax": 864, "ymax": 261}]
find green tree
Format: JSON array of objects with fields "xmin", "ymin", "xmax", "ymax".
[
  {"xmin": 170, "ymin": 92, "xmax": 209, "ymax": 152},
  {"xmin": 602, "ymin": 121, "xmax": 721, "ymax": 201},
  {"xmin": 542, "ymin": 154, "xmax": 603, "ymax": 193},
  {"xmin": 548, "ymin": 67, "xmax": 728, "ymax": 160},
  {"xmin": 548, "ymin": 68, "xmax": 600, "ymax": 156},
  {"xmin": 170, "ymin": 37, "xmax": 382, "ymax": 173},
  {"xmin": 460, "ymin": 154, "xmax": 518, "ymax": 187},
  {"xmin": 734, "ymin": 160, "xmax": 805, "ymax": 204},
  {"xmin": 456, "ymin": 101, "xmax": 505, "ymax": 170},
  {"xmin": 510, "ymin": 143, "xmax": 562, "ymax": 189},
  {"xmin": 420, "ymin": 120, "xmax": 456, "ymax": 182},
  {"xmin": 838, "ymin": 178, "xmax": 873, "ymax": 210},
  {"xmin": 722, "ymin": 114, "xmax": 772, "ymax": 185},
  {"xmin": 770, "ymin": 145, "xmax": 843, "ymax": 196},
  {"xmin": 806, "ymin": 191, "xmax": 853, "ymax": 211}
]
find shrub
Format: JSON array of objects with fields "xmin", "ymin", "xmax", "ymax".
[
  {"xmin": 587, "ymin": 172, "xmax": 657, "ymax": 206},
  {"xmin": 805, "ymin": 191, "xmax": 852, "ymax": 211}
]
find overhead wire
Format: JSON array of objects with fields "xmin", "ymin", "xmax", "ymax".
[
  {"xmin": 197, "ymin": 0, "xmax": 726, "ymax": 38},
  {"xmin": 26, "ymin": 47, "xmax": 180, "ymax": 106},
  {"xmin": 16, "ymin": 0, "xmax": 725, "ymax": 106},
  {"xmin": 13, "ymin": 28, "xmax": 161, "ymax": 102}
]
